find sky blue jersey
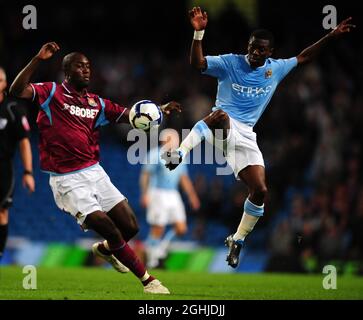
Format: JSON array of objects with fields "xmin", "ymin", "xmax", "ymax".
[
  {"xmin": 142, "ymin": 148, "xmax": 188, "ymax": 190},
  {"xmin": 202, "ymin": 54, "xmax": 297, "ymax": 127}
]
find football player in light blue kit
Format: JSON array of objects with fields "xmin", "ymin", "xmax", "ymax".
[
  {"xmin": 140, "ymin": 129, "xmax": 200, "ymax": 268},
  {"xmin": 162, "ymin": 7, "xmax": 355, "ymax": 268}
]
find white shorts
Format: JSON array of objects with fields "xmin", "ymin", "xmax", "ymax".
[
  {"xmin": 215, "ymin": 116, "xmax": 265, "ymax": 179},
  {"xmin": 147, "ymin": 188, "xmax": 186, "ymax": 226},
  {"xmin": 49, "ymin": 164, "xmax": 126, "ymax": 226}
]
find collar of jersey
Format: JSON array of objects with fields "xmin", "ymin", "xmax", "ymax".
[
  {"xmin": 244, "ymin": 54, "xmax": 267, "ymax": 69},
  {"xmin": 62, "ymin": 80, "xmax": 90, "ymax": 98}
]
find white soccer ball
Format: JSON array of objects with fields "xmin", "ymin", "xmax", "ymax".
[{"xmin": 129, "ymin": 100, "xmax": 163, "ymax": 131}]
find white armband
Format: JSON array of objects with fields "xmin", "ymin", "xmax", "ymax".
[{"xmin": 193, "ymin": 30, "xmax": 205, "ymax": 41}]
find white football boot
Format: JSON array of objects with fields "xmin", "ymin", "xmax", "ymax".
[
  {"xmin": 144, "ymin": 279, "xmax": 170, "ymax": 294},
  {"xmin": 92, "ymin": 241, "xmax": 129, "ymax": 273}
]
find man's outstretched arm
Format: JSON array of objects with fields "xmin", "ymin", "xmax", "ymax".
[
  {"xmin": 19, "ymin": 137, "xmax": 35, "ymax": 193},
  {"xmin": 10, "ymin": 42, "xmax": 60, "ymax": 99},
  {"xmin": 297, "ymin": 17, "xmax": 355, "ymax": 65},
  {"xmin": 189, "ymin": 7, "xmax": 208, "ymax": 70}
]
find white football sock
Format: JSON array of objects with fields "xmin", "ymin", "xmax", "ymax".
[
  {"xmin": 178, "ymin": 120, "xmax": 213, "ymax": 159},
  {"xmin": 233, "ymin": 212, "xmax": 260, "ymax": 241},
  {"xmin": 140, "ymin": 271, "xmax": 150, "ymax": 281}
]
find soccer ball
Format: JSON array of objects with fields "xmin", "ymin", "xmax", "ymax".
[{"xmin": 129, "ymin": 100, "xmax": 163, "ymax": 131}]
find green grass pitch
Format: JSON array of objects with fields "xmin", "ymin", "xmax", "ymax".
[{"xmin": 1, "ymin": 266, "xmax": 362, "ymax": 300}]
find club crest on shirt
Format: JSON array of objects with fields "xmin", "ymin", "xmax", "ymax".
[
  {"xmin": 21, "ymin": 116, "xmax": 31, "ymax": 131},
  {"xmin": 265, "ymin": 69, "xmax": 272, "ymax": 78},
  {"xmin": 87, "ymin": 97, "xmax": 98, "ymax": 107},
  {"xmin": 0, "ymin": 118, "xmax": 8, "ymax": 130}
]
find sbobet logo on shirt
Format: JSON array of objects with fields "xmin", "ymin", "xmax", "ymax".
[{"xmin": 63, "ymin": 103, "xmax": 99, "ymax": 119}]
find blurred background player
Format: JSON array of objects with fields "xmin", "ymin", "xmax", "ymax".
[
  {"xmin": 0, "ymin": 67, "xmax": 35, "ymax": 261},
  {"xmin": 140, "ymin": 129, "xmax": 200, "ymax": 268},
  {"xmin": 9, "ymin": 42, "xmax": 180, "ymax": 293},
  {"xmin": 163, "ymin": 7, "xmax": 355, "ymax": 268}
]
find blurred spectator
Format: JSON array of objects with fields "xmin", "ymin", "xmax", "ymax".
[
  {"xmin": 350, "ymin": 189, "xmax": 363, "ymax": 260},
  {"xmin": 318, "ymin": 218, "xmax": 344, "ymax": 261},
  {"xmin": 266, "ymin": 220, "xmax": 301, "ymax": 272}
]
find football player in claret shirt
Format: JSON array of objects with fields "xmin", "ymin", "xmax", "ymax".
[
  {"xmin": 10, "ymin": 42, "xmax": 181, "ymax": 294},
  {"xmin": 162, "ymin": 7, "xmax": 355, "ymax": 269}
]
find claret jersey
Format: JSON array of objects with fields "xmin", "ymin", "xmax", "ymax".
[{"xmin": 31, "ymin": 81, "xmax": 127, "ymax": 174}]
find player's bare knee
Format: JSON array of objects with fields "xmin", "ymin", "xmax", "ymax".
[
  {"xmin": 252, "ymin": 185, "xmax": 268, "ymax": 203},
  {"xmin": 86, "ymin": 212, "xmax": 121, "ymax": 241},
  {"xmin": 129, "ymin": 220, "xmax": 139, "ymax": 237},
  {"xmin": 104, "ymin": 223, "xmax": 122, "ymax": 244},
  {"xmin": 205, "ymin": 110, "xmax": 229, "ymax": 129},
  {"xmin": 249, "ymin": 185, "xmax": 268, "ymax": 204},
  {"xmin": 126, "ymin": 210, "xmax": 139, "ymax": 236},
  {"xmin": 175, "ymin": 223, "xmax": 187, "ymax": 236},
  {"xmin": 215, "ymin": 110, "xmax": 229, "ymax": 121},
  {"xmin": 214, "ymin": 110, "xmax": 229, "ymax": 125}
]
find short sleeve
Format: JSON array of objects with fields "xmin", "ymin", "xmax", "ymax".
[
  {"xmin": 275, "ymin": 57, "xmax": 297, "ymax": 82},
  {"xmin": 202, "ymin": 55, "xmax": 230, "ymax": 78},
  {"xmin": 95, "ymin": 97, "xmax": 127, "ymax": 127},
  {"xmin": 30, "ymin": 82, "xmax": 54, "ymax": 106}
]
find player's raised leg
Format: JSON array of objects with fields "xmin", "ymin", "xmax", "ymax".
[
  {"xmin": 161, "ymin": 119, "xmax": 211, "ymax": 170},
  {"xmin": 225, "ymin": 165, "xmax": 267, "ymax": 268},
  {"xmin": 85, "ymin": 211, "xmax": 170, "ymax": 294},
  {"xmin": 162, "ymin": 110, "xmax": 229, "ymax": 170}
]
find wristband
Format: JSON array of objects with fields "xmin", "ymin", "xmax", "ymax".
[
  {"xmin": 23, "ymin": 170, "xmax": 33, "ymax": 176},
  {"xmin": 193, "ymin": 30, "xmax": 205, "ymax": 41}
]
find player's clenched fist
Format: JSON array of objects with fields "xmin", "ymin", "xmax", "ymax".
[
  {"xmin": 36, "ymin": 42, "xmax": 60, "ymax": 60},
  {"xmin": 189, "ymin": 7, "xmax": 208, "ymax": 31}
]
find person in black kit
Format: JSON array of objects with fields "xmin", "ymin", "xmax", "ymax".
[{"xmin": 0, "ymin": 67, "xmax": 35, "ymax": 261}]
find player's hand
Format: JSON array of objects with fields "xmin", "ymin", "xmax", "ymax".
[
  {"xmin": 330, "ymin": 17, "xmax": 355, "ymax": 37},
  {"xmin": 189, "ymin": 7, "xmax": 208, "ymax": 31},
  {"xmin": 23, "ymin": 174, "xmax": 35, "ymax": 194},
  {"xmin": 140, "ymin": 194, "xmax": 149, "ymax": 208},
  {"xmin": 189, "ymin": 195, "xmax": 200, "ymax": 211},
  {"xmin": 160, "ymin": 101, "xmax": 182, "ymax": 115},
  {"xmin": 35, "ymin": 42, "xmax": 60, "ymax": 60}
]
